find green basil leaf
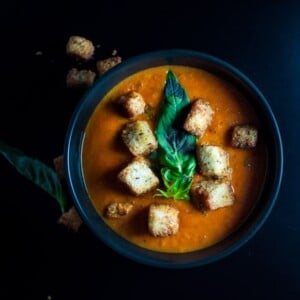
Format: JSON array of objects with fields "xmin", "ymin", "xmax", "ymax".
[
  {"xmin": 154, "ymin": 70, "xmax": 197, "ymax": 201},
  {"xmin": 156, "ymin": 71, "xmax": 192, "ymax": 154},
  {"xmin": 0, "ymin": 140, "xmax": 69, "ymax": 213}
]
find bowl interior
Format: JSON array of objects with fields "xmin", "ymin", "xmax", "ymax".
[{"xmin": 64, "ymin": 49, "xmax": 283, "ymax": 268}]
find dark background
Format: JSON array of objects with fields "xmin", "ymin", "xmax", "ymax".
[{"xmin": 1, "ymin": 1, "xmax": 299, "ymax": 299}]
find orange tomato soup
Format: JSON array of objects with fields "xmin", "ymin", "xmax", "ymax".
[{"xmin": 82, "ymin": 66, "xmax": 267, "ymax": 253}]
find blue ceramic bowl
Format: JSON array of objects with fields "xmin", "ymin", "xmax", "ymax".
[{"xmin": 64, "ymin": 49, "xmax": 283, "ymax": 268}]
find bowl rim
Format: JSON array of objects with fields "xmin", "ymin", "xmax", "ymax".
[{"xmin": 64, "ymin": 49, "xmax": 283, "ymax": 269}]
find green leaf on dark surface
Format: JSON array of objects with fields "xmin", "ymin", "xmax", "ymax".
[
  {"xmin": 0, "ymin": 140, "xmax": 69, "ymax": 213},
  {"xmin": 154, "ymin": 70, "xmax": 197, "ymax": 200}
]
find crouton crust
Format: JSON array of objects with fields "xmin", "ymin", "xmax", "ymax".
[
  {"xmin": 190, "ymin": 179, "xmax": 234, "ymax": 211},
  {"xmin": 96, "ymin": 56, "xmax": 122, "ymax": 76},
  {"xmin": 118, "ymin": 157, "xmax": 159, "ymax": 195},
  {"xmin": 66, "ymin": 68, "xmax": 96, "ymax": 88},
  {"xmin": 121, "ymin": 120, "xmax": 158, "ymax": 156},
  {"xmin": 66, "ymin": 35, "xmax": 95, "ymax": 61},
  {"xmin": 118, "ymin": 91, "xmax": 146, "ymax": 118},
  {"xmin": 183, "ymin": 99, "xmax": 214, "ymax": 137},
  {"xmin": 197, "ymin": 145, "xmax": 231, "ymax": 178},
  {"xmin": 148, "ymin": 204, "xmax": 179, "ymax": 237},
  {"xmin": 105, "ymin": 202, "xmax": 133, "ymax": 218},
  {"xmin": 231, "ymin": 125, "xmax": 258, "ymax": 148}
]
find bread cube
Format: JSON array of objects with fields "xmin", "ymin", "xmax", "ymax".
[
  {"xmin": 191, "ymin": 180, "xmax": 234, "ymax": 211},
  {"xmin": 118, "ymin": 157, "xmax": 159, "ymax": 195},
  {"xmin": 197, "ymin": 145, "xmax": 231, "ymax": 178},
  {"xmin": 105, "ymin": 202, "xmax": 133, "ymax": 218},
  {"xmin": 66, "ymin": 35, "xmax": 95, "ymax": 61},
  {"xmin": 148, "ymin": 204, "xmax": 179, "ymax": 237},
  {"xmin": 96, "ymin": 56, "xmax": 122, "ymax": 76},
  {"xmin": 231, "ymin": 125, "xmax": 258, "ymax": 148},
  {"xmin": 118, "ymin": 91, "xmax": 146, "ymax": 118},
  {"xmin": 183, "ymin": 99, "xmax": 214, "ymax": 137},
  {"xmin": 121, "ymin": 120, "xmax": 158, "ymax": 156},
  {"xmin": 66, "ymin": 68, "xmax": 96, "ymax": 88}
]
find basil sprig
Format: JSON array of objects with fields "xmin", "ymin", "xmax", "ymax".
[
  {"xmin": 154, "ymin": 71, "xmax": 196, "ymax": 200},
  {"xmin": 0, "ymin": 140, "xmax": 69, "ymax": 213}
]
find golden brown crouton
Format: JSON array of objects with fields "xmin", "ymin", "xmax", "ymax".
[
  {"xmin": 190, "ymin": 179, "xmax": 234, "ymax": 211},
  {"xmin": 118, "ymin": 91, "xmax": 146, "ymax": 118},
  {"xmin": 197, "ymin": 145, "xmax": 231, "ymax": 178},
  {"xmin": 66, "ymin": 35, "xmax": 95, "ymax": 61},
  {"xmin": 121, "ymin": 120, "xmax": 158, "ymax": 156},
  {"xmin": 148, "ymin": 204, "xmax": 179, "ymax": 237},
  {"xmin": 96, "ymin": 56, "xmax": 122, "ymax": 76},
  {"xmin": 66, "ymin": 68, "xmax": 96, "ymax": 88},
  {"xmin": 183, "ymin": 99, "xmax": 214, "ymax": 137},
  {"xmin": 118, "ymin": 157, "xmax": 159, "ymax": 195},
  {"xmin": 53, "ymin": 155, "xmax": 65, "ymax": 180},
  {"xmin": 105, "ymin": 202, "xmax": 133, "ymax": 218},
  {"xmin": 231, "ymin": 125, "xmax": 258, "ymax": 148}
]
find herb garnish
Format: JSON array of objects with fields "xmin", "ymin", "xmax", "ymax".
[
  {"xmin": 154, "ymin": 70, "xmax": 196, "ymax": 200},
  {"xmin": 0, "ymin": 140, "xmax": 69, "ymax": 213}
]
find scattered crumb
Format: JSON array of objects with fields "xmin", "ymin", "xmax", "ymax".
[
  {"xmin": 96, "ymin": 56, "xmax": 122, "ymax": 76},
  {"xmin": 112, "ymin": 49, "xmax": 117, "ymax": 56},
  {"xmin": 58, "ymin": 206, "xmax": 83, "ymax": 232},
  {"xmin": 66, "ymin": 68, "xmax": 96, "ymax": 88}
]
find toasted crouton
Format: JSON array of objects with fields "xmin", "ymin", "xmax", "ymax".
[
  {"xmin": 118, "ymin": 91, "xmax": 146, "ymax": 118},
  {"xmin": 118, "ymin": 157, "xmax": 159, "ymax": 195},
  {"xmin": 190, "ymin": 179, "xmax": 234, "ymax": 211},
  {"xmin": 183, "ymin": 99, "xmax": 214, "ymax": 137},
  {"xmin": 66, "ymin": 68, "xmax": 96, "ymax": 88},
  {"xmin": 121, "ymin": 120, "xmax": 158, "ymax": 156},
  {"xmin": 148, "ymin": 204, "xmax": 179, "ymax": 237},
  {"xmin": 105, "ymin": 202, "xmax": 133, "ymax": 218},
  {"xmin": 197, "ymin": 145, "xmax": 231, "ymax": 178},
  {"xmin": 231, "ymin": 125, "xmax": 258, "ymax": 148},
  {"xmin": 66, "ymin": 35, "xmax": 95, "ymax": 61},
  {"xmin": 96, "ymin": 56, "xmax": 122, "ymax": 76}
]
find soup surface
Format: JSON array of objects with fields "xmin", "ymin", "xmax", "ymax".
[{"xmin": 82, "ymin": 65, "xmax": 267, "ymax": 253}]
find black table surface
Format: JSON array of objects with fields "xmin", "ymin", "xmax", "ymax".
[{"xmin": 1, "ymin": 1, "xmax": 299, "ymax": 299}]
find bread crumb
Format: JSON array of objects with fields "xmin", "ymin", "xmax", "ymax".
[
  {"xmin": 96, "ymin": 56, "xmax": 122, "ymax": 75},
  {"xmin": 58, "ymin": 206, "xmax": 83, "ymax": 232},
  {"xmin": 66, "ymin": 68, "xmax": 96, "ymax": 88}
]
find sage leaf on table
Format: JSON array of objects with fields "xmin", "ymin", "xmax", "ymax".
[
  {"xmin": 154, "ymin": 70, "xmax": 197, "ymax": 200},
  {"xmin": 0, "ymin": 140, "xmax": 69, "ymax": 213}
]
